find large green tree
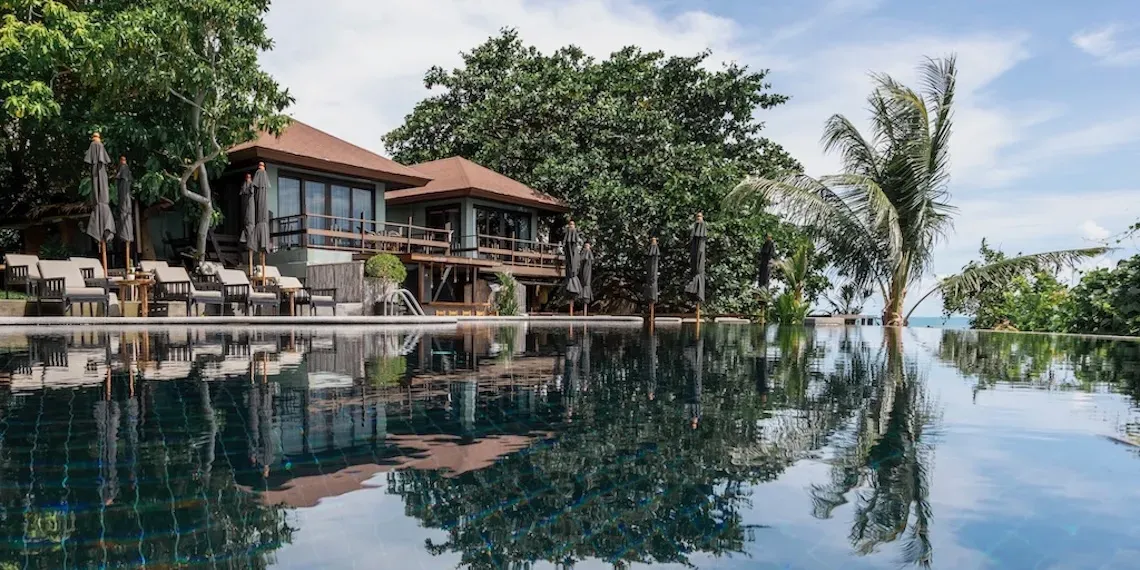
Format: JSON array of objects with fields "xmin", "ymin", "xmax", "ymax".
[
  {"xmin": 728, "ymin": 57, "xmax": 1103, "ymax": 325},
  {"xmin": 384, "ymin": 30, "xmax": 819, "ymax": 313},
  {"xmin": 0, "ymin": 0, "xmax": 290, "ymax": 258}
]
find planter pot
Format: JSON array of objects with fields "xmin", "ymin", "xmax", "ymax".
[
  {"xmin": 0, "ymin": 299, "xmax": 29, "ymax": 317},
  {"xmin": 363, "ymin": 278, "xmax": 399, "ymax": 316}
]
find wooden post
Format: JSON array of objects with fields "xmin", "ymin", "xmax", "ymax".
[
  {"xmin": 100, "ymin": 240, "xmax": 108, "ymax": 275},
  {"xmin": 124, "ymin": 241, "xmax": 131, "ymax": 276},
  {"xmin": 649, "ymin": 302, "xmax": 655, "ymax": 329},
  {"xmin": 260, "ymin": 252, "xmax": 266, "ymax": 282},
  {"xmin": 407, "ymin": 216, "xmax": 413, "ymax": 252},
  {"xmin": 569, "ymin": 300, "xmax": 574, "ymax": 317},
  {"xmin": 696, "ymin": 303, "xmax": 702, "ymax": 335}
]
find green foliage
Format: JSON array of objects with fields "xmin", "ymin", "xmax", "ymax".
[
  {"xmin": 0, "ymin": 0, "xmax": 291, "ymax": 258},
  {"xmin": 771, "ymin": 291, "xmax": 810, "ymax": 325},
  {"xmin": 943, "ymin": 240, "xmax": 1071, "ymax": 332},
  {"xmin": 1059, "ymin": 256, "xmax": 1140, "ymax": 336},
  {"xmin": 364, "ymin": 253, "xmax": 407, "ymax": 282},
  {"xmin": 384, "ymin": 30, "xmax": 819, "ymax": 314},
  {"xmin": 37, "ymin": 236, "xmax": 70, "ymax": 260},
  {"xmin": 494, "ymin": 271, "xmax": 520, "ymax": 316},
  {"xmin": 366, "ymin": 356, "xmax": 407, "ymax": 387},
  {"xmin": 827, "ymin": 281, "xmax": 873, "ymax": 315}
]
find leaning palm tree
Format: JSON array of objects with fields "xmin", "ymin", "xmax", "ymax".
[{"xmin": 727, "ymin": 56, "xmax": 1106, "ymax": 325}]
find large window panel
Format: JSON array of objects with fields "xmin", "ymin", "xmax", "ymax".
[
  {"xmin": 330, "ymin": 185, "xmax": 351, "ymax": 232},
  {"xmin": 353, "ymin": 188, "xmax": 374, "ymax": 232}
]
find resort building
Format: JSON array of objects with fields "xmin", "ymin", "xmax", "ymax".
[{"xmin": 168, "ymin": 121, "xmax": 570, "ymax": 313}]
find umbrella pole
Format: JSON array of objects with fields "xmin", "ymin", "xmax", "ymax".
[
  {"xmin": 100, "ymin": 240, "xmax": 108, "ymax": 274},
  {"xmin": 569, "ymin": 300, "xmax": 574, "ymax": 317},
  {"xmin": 583, "ymin": 304, "xmax": 588, "ymax": 317},
  {"xmin": 125, "ymin": 241, "xmax": 131, "ymax": 275},
  {"xmin": 649, "ymin": 303, "xmax": 655, "ymax": 329},
  {"xmin": 696, "ymin": 303, "xmax": 702, "ymax": 334},
  {"xmin": 248, "ymin": 251, "xmax": 253, "ymax": 276},
  {"xmin": 260, "ymin": 252, "xmax": 266, "ymax": 282}
]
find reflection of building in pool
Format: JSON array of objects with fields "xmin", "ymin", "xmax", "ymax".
[{"xmin": 230, "ymin": 327, "xmax": 567, "ymax": 508}]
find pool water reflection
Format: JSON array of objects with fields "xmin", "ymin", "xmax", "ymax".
[{"xmin": 0, "ymin": 325, "xmax": 1137, "ymax": 569}]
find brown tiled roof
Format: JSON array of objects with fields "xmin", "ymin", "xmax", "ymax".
[
  {"xmin": 386, "ymin": 157, "xmax": 568, "ymax": 212},
  {"xmin": 229, "ymin": 121, "xmax": 431, "ymax": 186}
]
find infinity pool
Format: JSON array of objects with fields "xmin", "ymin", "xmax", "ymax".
[{"xmin": 0, "ymin": 325, "xmax": 1137, "ymax": 569}]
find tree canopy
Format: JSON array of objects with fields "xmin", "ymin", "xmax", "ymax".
[
  {"xmin": 0, "ymin": 0, "xmax": 290, "ymax": 257},
  {"xmin": 384, "ymin": 30, "xmax": 820, "ymax": 313}
]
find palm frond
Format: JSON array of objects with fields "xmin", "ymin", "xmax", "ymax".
[
  {"xmin": 822, "ymin": 114, "xmax": 882, "ymax": 179},
  {"xmin": 938, "ymin": 247, "xmax": 1108, "ymax": 300}
]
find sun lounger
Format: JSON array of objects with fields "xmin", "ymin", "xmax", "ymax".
[
  {"xmin": 139, "ymin": 260, "xmax": 168, "ymax": 273},
  {"xmin": 258, "ymin": 266, "xmax": 336, "ymax": 315},
  {"xmin": 4, "ymin": 253, "xmax": 40, "ymax": 296},
  {"xmin": 70, "ymin": 257, "xmax": 121, "ymax": 291},
  {"xmin": 218, "ymin": 268, "xmax": 280, "ymax": 316},
  {"xmin": 153, "ymin": 264, "xmax": 224, "ymax": 316},
  {"xmin": 36, "ymin": 260, "xmax": 111, "ymax": 316}
]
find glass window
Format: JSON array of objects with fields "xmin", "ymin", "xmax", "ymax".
[
  {"xmin": 278, "ymin": 177, "xmax": 301, "ymax": 217},
  {"xmin": 330, "ymin": 185, "xmax": 351, "ymax": 232},
  {"xmin": 353, "ymin": 188, "xmax": 374, "ymax": 232},
  {"xmin": 304, "ymin": 180, "xmax": 327, "ymax": 238}
]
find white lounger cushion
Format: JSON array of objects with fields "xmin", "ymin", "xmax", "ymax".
[
  {"xmin": 192, "ymin": 290, "xmax": 223, "ymax": 302},
  {"xmin": 5, "ymin": 254, "xmax": 41, "ymax": 279},
  {"xmin": 140, "ymin": 260, "xmax": 168, "ymax": 272},
  {"xmin": 258, "ymin": 265, "xmax": 304, "ymax": 289},
  {"xmin": 250, "ymin": 291, "xmax": 277, "ymax": 303},
  {"xmin": 219, "ymin": 269, "xmax": 250, "ymax": 286},
  {"xmin": 70, "ymin": 257, "xmax": 108, "ymax": 279},
  {"xmin": 38, "ymin": 260, "xmax": 86, "ymax": 290}
]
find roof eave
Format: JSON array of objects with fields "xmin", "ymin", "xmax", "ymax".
[
  {"xmin": 386, "ymin": 187, "xmax": 569, "ymax": 213},
  {"xmin": 229, "ymin": 146, "xmax": 432, "ymax": 187}
]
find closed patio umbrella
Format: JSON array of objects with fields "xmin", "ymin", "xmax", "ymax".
[
  {"xmin": 239, "ymin": 173, "xmax": 255, "ymax": 272},
  {"xmin": 85, "ymin": 133, "xmax": 116, "ymax": 272},
  {"xmin": 646, "ymin": 237, "xmax": 659, "ymax": 323},
  {"xmin": 252, "ymin": 163, "xmax": 272, "ymax": 279},
  {"xmin": 116, "ymin": 158, "xmax": 134, "ymax": 272},
  {"xmin": 562, "ymin": 220, "xmax": 583, "ymax": 315},
  {"xmin": 758, "ymin": 234, "xmax": 774, "ymax": 288},
  {"xmin": 684, "ymin": 213, "xmax": 707, "ymax": 323},
  {"xmin": 579, "ymin": 242, "xmax": 594, "ymax": 316}
]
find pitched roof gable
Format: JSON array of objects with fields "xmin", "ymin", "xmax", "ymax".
[{"xmin": 386, "ymin": 157, "xmax": 567, "ymax": 212}]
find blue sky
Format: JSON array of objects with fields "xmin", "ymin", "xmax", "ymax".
[{"xmin": 262, "ymin": 0, "xmax": 1140, "ymax": 316}]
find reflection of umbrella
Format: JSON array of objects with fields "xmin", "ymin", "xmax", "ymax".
[
  {"xmin": 563, "ymin": 338, "xmax": 581, "ymax": 417},
  {"xmin": 116, "ymin": 158, "xmax": 135, "ymax": 271},
  {"xmin": 95, "ymin": 400, "xmax": 121, "ymax": 504},
  {"xmin": 684, "ymin": 213, "xmax": 707, "ymax": 321},
  {"xmin": 240, "ymin": 173, "xmax": 256, "ymax": 271},
  {"xmin": 580, "ymin": 330, "xmax": 592, "ymax": 392},
  {"xmin": 579, "ymin": 243, "xmax": 594, "ymax": 314},
  {"xmin": 645, "ymin": 332, "xmax": 658, "ymax": 401},
  {"xmin": 85, "ymin": 133, "xmax": 116, "ymax": 272},
  {"xmin": 646, "ymin": 238, "xmax": 660, "ymax": 321},
  {"xmin": 248, "ymin": 367, "xmax": 275, "ymax": 477},
  {"xmin": 126, "ymin": 396, "xmax": 140, "ymax": 490},
  {"xmin": 562, "ymin": 221, "xmax": 582, "ymax": 314},
  {"xmin": 252, "ymin": 163, "xmax": 271, "ymax": 277},
  {"xmin": 684, "ymin": 336, "xmax": 703, "ymax": 428},
  {"xmin": 758, "ymin": 235, "xmax": 774, "ymax": 288}
]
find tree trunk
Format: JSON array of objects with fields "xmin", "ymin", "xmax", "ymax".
[
  {"xmin": 194, "ymin": 165, "xmax": 213, "ymax": 259},
  {"xmin": 138, "ymin": 206, "xmax": 157, "ymax": 260}
]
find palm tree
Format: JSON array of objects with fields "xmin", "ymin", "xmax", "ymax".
[
  {"xmin": 827, "ymin": 282, "xmax": 873, "ymax": 315},
  {"xmin": 727, "ymin": 56, "xmax": 1106, "ymax": 325}
]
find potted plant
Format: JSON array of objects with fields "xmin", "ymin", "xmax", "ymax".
[{"xmin": 363, "ymin": 253, "xmax": 407, "ymax": 315}]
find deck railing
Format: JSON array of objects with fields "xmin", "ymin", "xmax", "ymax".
[
  {"xmin": 270, "ymin": 214, "xmax": 452, "ymax": 256},
  {"xmin": 465, "ymin": 233, "xmax": 563, "ymax": 269}
]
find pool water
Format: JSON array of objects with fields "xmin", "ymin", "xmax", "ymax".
[{"xmin": 0, "ymin": 325, "xmax": 1137, "ymax": 569}]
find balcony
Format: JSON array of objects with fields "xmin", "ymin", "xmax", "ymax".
[
  {"xmin": 270, "ymin": 214, "xmax": 452, "ymax": 256},
  {"xmin": 465, "ymin": 234, "xmax": 563, "ymax": 274}
]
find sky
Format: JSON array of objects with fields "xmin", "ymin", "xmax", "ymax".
[{"xmin": 259, "ymin": 0, "xmax": 1140, "ymax": 316}]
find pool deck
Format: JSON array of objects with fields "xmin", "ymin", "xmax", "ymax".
[{"xmin": 0, "ymin": 314, "xmax": 645, "ymax": 328}]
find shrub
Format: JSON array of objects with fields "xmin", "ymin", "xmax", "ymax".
[
  {"xmin": 494, "ymin": 272, "xmax": 520, "ymax": 316},
  {"xmin": 364, "ymin": 253, "xmax": 407, "ymax": 282},
  {"xmin": 366, "ymin": 356, "xmax": 407, "ymax": 387}
]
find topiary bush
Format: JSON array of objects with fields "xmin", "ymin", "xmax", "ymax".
[{"xmin": 364, "ymin": 253, "xmax": 407, "ymax": 282}]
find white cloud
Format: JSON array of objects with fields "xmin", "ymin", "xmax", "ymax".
[
  {"xmin": 760, "ymin": 32, "xmax": 1034, "ymax": 187},
  {"xmin": 261, "ymin": 0, "xmax": 753, "ymax": 155},
  {"xmin": 1072, "ymin": 24, "xmax": 1140, "ymax": 66},
  {"xmin": 1080, "ymin": 220, "xmax": 1111, "ymax": 241}
]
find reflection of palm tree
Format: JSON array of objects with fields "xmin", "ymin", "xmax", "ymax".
[{"xmin": 809, "ymin": 329, "xmax": 939, "ymax": 568}]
